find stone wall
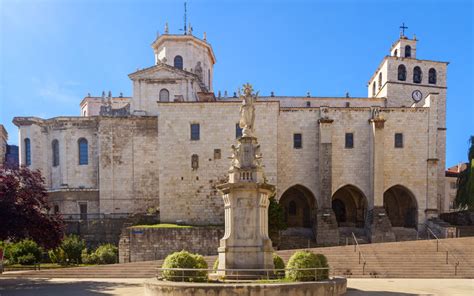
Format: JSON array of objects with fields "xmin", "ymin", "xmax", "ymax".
[
  {"xmin": 156, "ymin": 101, "xmax": 279, "ymax": 225},
  {"xmin": 119, "ymin": 226, "xmax": 224, "ymax": 263},
  {"xmin": 98, "ymin": 116, "xmax": 159, "ymax": 214}
]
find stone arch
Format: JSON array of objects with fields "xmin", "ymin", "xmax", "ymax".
[
  {"xmin": 331, "ymin": 185, "xmax": 368, "ymax": 227},
  {"xmin": 279, "ymin": 185, "xmax": 317, "ymax": 228},
  {"xmin": 383, "ymin": 185, "xmax": 418, "ymax": 228}
]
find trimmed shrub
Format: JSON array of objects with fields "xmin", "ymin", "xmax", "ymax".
[
  {"xmin": 161, "ymin": 250, "xmax": 208, "ymax": 282},
  {"xmin": 6, "ymin": 239, "xmax": 42, "ymax": 265},
  {"xmin": 286, "ymin": 250, "xmax": 328, "ymax": 281},
  {"xmin": 273, "ymin": 253, "xmax": 285, "ymax": 277},
  {"xmin": 95, "ymin": 244, "xmax": 118, "ymax": 264},
  {"xmin": 316, "ymin": 254, "xmax": 329, "ymax": 280}
]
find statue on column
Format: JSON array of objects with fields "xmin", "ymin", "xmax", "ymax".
[{"xmin": 239, "ymin": 83, "xmax": 258, "ymax": 137}]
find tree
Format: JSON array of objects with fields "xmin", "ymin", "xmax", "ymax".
[
  {"xmin": 0, "ymin": 166, "xmax": 64, "ymax": 249},
  {"xmin": 268, "ymin": 195, "xmax": 287, "ymax": 233},
  {"xmin": 455, "ymin": 136, "xmax": 474, "ymax": 210}
]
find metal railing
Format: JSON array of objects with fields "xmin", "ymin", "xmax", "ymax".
[
  {"xmin": 156, "ymin": 267, "xmax": 330, "ymax": 282},
  {"xmin": 426, "ymin": 225, "xmax": 460, "ymax": 275},
  {"xmin": 351, "ymin": 232, "xmax": 367, "ymax": 275}
]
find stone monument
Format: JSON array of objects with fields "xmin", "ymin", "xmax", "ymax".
[{"xmin": 216, "ymin": 83, "xmax": 275, "ymax": 277}]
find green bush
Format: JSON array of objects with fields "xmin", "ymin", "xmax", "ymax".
[
  {"xmin": 213, "ymin": 258, "xmax": 219, "ymax": 271},
  {"xmin": 273, "ymin": 253, "xmax": 285, "ymax": 277},
  {"xmin": 95, "ymin": 244, "xmax": 118, "ymax": 264},
  {"xmin": 6, "ymin": 240, "xmax": 42, "ymax": 265},
  {"xmin": 60, "ymin": 235, "xmax": 86, "ymax": 264},
  {"xmin": 285, "ymin": 250, "xmax": 328, "ymax": 281},
  {"xmin": 81, "ymin": 248, "xmax": 99, "ymax": 264},
  {"xmin": 316, "ymin": 254, "xmax": 329, "ymax": 280},
  {"xmin": 48, "ymin": 248, "xmax": 66, "ymax": 264},
  {"xmin": 161, "ymin": 250, "xmax": 208, "ymax": 282}
]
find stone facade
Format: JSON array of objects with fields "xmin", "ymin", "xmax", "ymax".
[{"xmin": 12, "ymin": 29, "xmax": 448, "ymax": 245}]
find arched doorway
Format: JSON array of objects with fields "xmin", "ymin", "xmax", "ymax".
[
  {"xmin": 383, "ymin": 185, "xmax": 418, "ymax": 228},
  {"xmin": 332, "ymin": 185, "xmax": 368, "ymax": 228},
  {"xmin": 279, "ymin": 185, "xmax": 316, "ymax": 228}
]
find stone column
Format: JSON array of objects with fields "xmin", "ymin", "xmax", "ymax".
[
  {"xmin": 366, "ymin": 109, "xmax": 395, "ymax": 243},
  {"xmin": 315, "ymin": 114, "xmax": 339, "ymax": 246}
]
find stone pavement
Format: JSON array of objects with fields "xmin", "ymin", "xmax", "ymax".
[
  {"xmin": 0, "ymin": 278, "xmax": 472, "ymax": 295},
  {"xmin": 346, "ymin": 279, "xmax": 474, "ymax": 295}
]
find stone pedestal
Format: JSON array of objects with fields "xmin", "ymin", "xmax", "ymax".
[
  {"xmin": 365, "ymin": 207, "xmax": 395, "ymax": 243},
  {"xmin": 216, "ymin": 134, "xmax": 275, "ymax": 277},
  {"xmin": 314, "ymin": 208, "xmax": 339, "ymax": 246}
]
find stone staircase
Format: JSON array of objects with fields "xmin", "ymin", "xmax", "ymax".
[
  {"xmin": 338, "ymin": 227, "xmax": 369, "ymax": 245},
  {"xmin": 278, "ymin": 227, "xmax": 317, "ymax": 249},
  {"xmin": 1, "ymin": 237, "xmax": 472, "ymax": 279}
]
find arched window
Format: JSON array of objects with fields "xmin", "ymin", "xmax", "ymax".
[
  {"xmin": 289, "ymin": 201, "xmax": 297, "ymax": 216},
  {"xmin": 372, "ymin": 82, "xmax": 376, "ymax": 97},
  {"xmin": 398, "ymin": 64, "xmax": 407, "ymax": 81},
  {"xmin": 428, "ymin": 68, "xmax": 437, "ymax": 84},
  {"xmin": 174, "ymin": 55, "xmax": 183, "ymax": 70},
  {"xmin": 394, "ymin": 49, "xmax": 398, "ymax": 57},
  {"xmin": 52, "ymin": 139, "xmax": 59, "ymax": 167},
  {"xmin": 24, "ymin": 138, "xmax": 31, "ymax": 166},
  {"xmin": 378, "ymin": 72, "xmax": 382, "ymax": 90},
  {"xmin": 413, "ymin": 66, "xmax": 422, "ymax": 83},
  {"xmin": 405, "ymin": 45, "xmax": 411, "ymax": 58},
  {"xmin": 159, "ymin": 89, "xmax": 169, "ymax": 102},
  {"xmin": 78, "ymin": 138, "xmax": 88, "ymax": 165}
]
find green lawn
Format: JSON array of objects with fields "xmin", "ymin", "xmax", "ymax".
[{"xmin": 131, "ymin": 223, "xmax": 193, "ymax": 229}]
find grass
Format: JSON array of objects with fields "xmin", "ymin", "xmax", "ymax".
[{"xmin": 131, "ymin": 223, "xmax": 193, "ymax": 229}]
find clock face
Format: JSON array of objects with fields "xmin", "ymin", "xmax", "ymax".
[{"xmin": 412, "ymin": 90, "xmax": 423, "ymax": 102}]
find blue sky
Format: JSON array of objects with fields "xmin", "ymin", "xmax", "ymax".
[{"xmin": 0, "ymin": 0, "xmax": 473, "ymax": 167}]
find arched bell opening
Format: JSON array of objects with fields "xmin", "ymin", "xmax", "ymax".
[
  {"xmin": 331, "ymin": 185, "xmax": 368, "ymax": 228},
  {"xmin": 279, "ymin": 185, "xmax": 317, "ymax": 228}
]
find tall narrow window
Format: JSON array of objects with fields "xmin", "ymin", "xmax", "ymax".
[
  {"xmin": 52, "ymin": 139, "xmax": 59, "ymax": 167},
  {"xmin": 79, "ymin": 202, "xmax": 88, "ymax": 220},
  {"xmin": 372, "ymin": 82, "xmax": 376, "ymax": 97},
  {"xmin": 24, "ymin": 138, "xmax": 31, "ymax": 166},
  {"xmin": 174, "ymin": 55, "xmax": 183, "ymax": 70},
  {"xmin": 208, "ymin": 69, "xmax": 211, "ymax": 89},
  {"xmin": 293, "ymin": 133, "xmax": 302, "ymax": 149},
  {"xmin": 190, "ymin": 123, "xmax": 200, "ymax": 140},
  {"xmin": 235, "ymin": 123, "xmax": 243, "ymax": 139},
  {"xmin": 395, "ymin": 133, "xmax": 404, "ymax": 148},
  {"xmin": 428, "ymin": 68, "xmax": 437, "ymax": 84},
  {"xmin": 159, "ymin": 89, "xmax": 169, "ymax": 102},
  {"xmin": 413, "ymin": 66, "xmax": 422, "ymax": 83},
  {"xmin": 394, "ymin": 49, "xmax": 398, "ymax": 57},
  {"xmin": 78, "ymin": 138, "xmax": 88, "ymax": 165},
  {"xmin": 398, "ymin": 64, "xmax": 407, "ymax": 81},
  {"xmin": 378, "ymin": 72, "xmax": 383, "ymax": 90},
  {"xmin": 405, "ymin": 45, "xmax": 411, "ymax": 58},
  {"xmin": 345, "ymin": 133, "xmax": 354, "ymax": 148}
]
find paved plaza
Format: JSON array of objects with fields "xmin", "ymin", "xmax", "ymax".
[{"xmin": 0, "ymin": 278, "xmax": 473, "ymax": 296}]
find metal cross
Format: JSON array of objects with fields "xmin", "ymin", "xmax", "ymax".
[{"xmin": 400, "ymin": 22, "xmax": 408, "ymax": 37}]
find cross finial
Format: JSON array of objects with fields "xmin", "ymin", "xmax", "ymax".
[{"xmin": 400, "ymin": 22, "xmax": 408, "ymax": 37}]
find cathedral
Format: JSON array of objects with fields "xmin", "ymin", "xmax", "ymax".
[{"xmin": 13, "ymin": 25, "xmax": 448, "ymax": 244}]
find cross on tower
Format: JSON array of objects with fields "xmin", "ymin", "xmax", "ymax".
[{"xmin": 400, "ymin": 22, "xmax": 408, "ymax": 37}]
